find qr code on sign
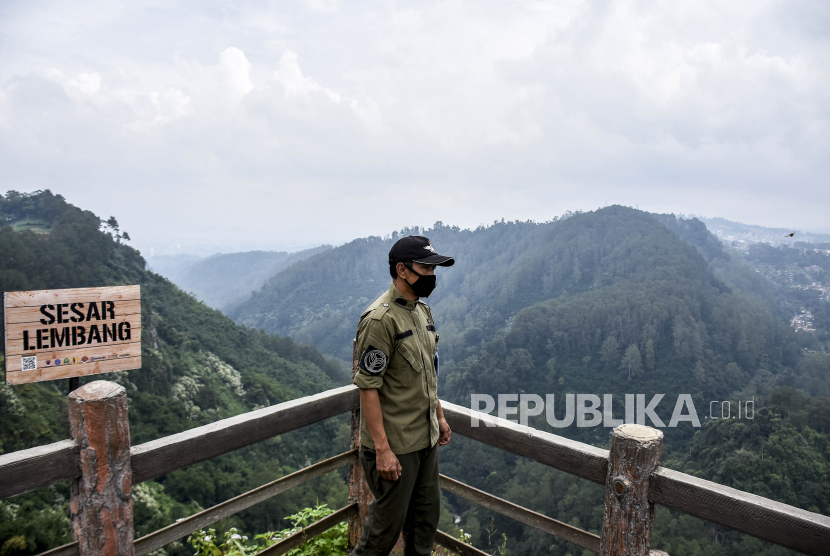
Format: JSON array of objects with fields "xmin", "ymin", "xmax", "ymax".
[{"xmin": 21, "ymin": 356, "xmax": 37, "ymax": 371}]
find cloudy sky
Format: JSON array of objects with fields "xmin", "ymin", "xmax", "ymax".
[{"xmin": 1, "ymin": 0, "xmax": 828, "ymax": 255}]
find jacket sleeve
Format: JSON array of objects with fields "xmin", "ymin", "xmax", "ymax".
[{"xmin": 352, "ymin": 312, "xmax": 393, "ymax": 390}]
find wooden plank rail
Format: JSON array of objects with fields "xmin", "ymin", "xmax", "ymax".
[
  {"xmin": 433, "ymin": 530, "xmax": 491, "ymax": 556},
  {"xmin": 131, "ymin": 385, "xmax": 359, "ymax": 483},
  {"xmin": 0, "ymin": 386, "xmax": 360, "ymax": 501},
  {"xmin": 0, "ymin": 439, "xmax": 79, "ymax": 500},
  {"xmin": 441, "ymin": 401, "xmax": 830, "ymax": 555},
  {"xmin": 253, "ymin": 503, "xmax": 358, "ymax": 556},
  {"xmin": 439, "ymin": 474, "xmax": 601, "ymax": 552},
  {"xmin": 7, "ymin": 385, "xmax": 830, "ymax": 556},
  {"xmin": 32, "ymin": 542, "xmax": 78, "ymax": 556},
  {"xmin": 134, "ymin": 450, "xmax": 358, "ymax": 556},
  {"xmin": 33, "ymin": 451, "xmax": 358, "ymax": 556},
  {"xmin": 650, "ymin": 467, "xmax": 830, "ymax": 556},
  {"xmin": 441, "ymin": 400, "xmax": 609, "ymax": 484}
]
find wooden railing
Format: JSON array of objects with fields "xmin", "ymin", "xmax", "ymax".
[{"xmin": 1, "ymin": 382, "xmax": 829, "ymax": 556}]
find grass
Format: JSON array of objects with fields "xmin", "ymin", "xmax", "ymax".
[{"xmin": 11, "ymin": 220, "xmax": 51, "ymax": 234}]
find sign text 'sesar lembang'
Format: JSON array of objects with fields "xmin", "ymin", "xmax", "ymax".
[{"xmin": 4, "ymin": 285, "xmax": 141, "ymax": 385}]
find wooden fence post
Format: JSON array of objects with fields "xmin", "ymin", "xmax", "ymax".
[
  {"xmin": 599, "ymin": 424, "xmax": 663, "ymax": 556},
  {"xmin": 68, "ymin": 380, "xmax": 134, "ymax": 556},
  {"xmin": 348, "ymin": 340, "xmax": 374, "ymax": 549}
]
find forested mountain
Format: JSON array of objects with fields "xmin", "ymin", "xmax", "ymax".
[
  {"xmin": 149, "ymin": 246, "xmax": 331, "ymax": 311},
  {"xmin": 3, "ymin": 196, "xmax": 829, "ymax": 556},
  {"xmin": 233, "ymin": 211, "xmax": 669, "ymax": 361},
  {"xmin": 232, "ymin": 207, "xmax": 801, "ymax": 404},
  {"xmin": 230, "ymin": 206, "xmax": 830, "ymax": 554},
  {"xmin": 445, "ymin": 210, "xmax": 806, "ymax": 442},
  {"xmin": 0, "ymin": 191, "xmax": 349, "ymax": 555}
]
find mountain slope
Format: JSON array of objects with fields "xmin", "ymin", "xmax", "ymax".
[
  {"xmin": 230, "ymin": 213, "xmax": 617, "ymax": 360},
  {"xmin": 3, "ymin": 196, "xmax": 824, "ymax": 556},
  {"xmin": 0, "ymin": 191, "xmax": 348, "ymax": 555},
  {"xmin": 230, "ymin": 205, "xmax": 808, "ymax": 446},
  {"xmin": 231, "ymin": 208, "xmax": 797, "ymax": 375}
]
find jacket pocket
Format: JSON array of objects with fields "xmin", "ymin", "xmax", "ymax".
[{"xmin": 394, "ymin": 340, "xmax": 423, "ymax": 387}]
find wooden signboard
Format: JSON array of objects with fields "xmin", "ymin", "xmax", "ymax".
[{"xmin": 4, "ymin": 285, "xmax": 141, "ymax": 385}]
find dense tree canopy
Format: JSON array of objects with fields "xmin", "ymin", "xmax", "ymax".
[
  {"xmin": 2, "ymin": 195, "xmax": 828, "ymax": 556},
  {"xmin": 0, "ymin": 191, "xmax": 349, "ymax": 555}
]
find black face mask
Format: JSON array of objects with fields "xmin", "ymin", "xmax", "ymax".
[{"xmin": 404, "ymin": 264, "xmax": 437, "ymax": 298}]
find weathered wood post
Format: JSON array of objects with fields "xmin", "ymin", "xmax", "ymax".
[
  {"xmin": 68, "ymin": 381, "xmax": 134, "ymax": 556},
  {"xmin": 599, "ymin": 424, "xmax": 663, "ymax": 556},
  {"xmin": 348, "ymin": 340, "xmax": 374, "ymax": 549}
]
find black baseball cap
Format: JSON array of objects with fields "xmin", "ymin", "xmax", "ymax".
[{"xmin": 389, "ymin": 236, "xmax": 455, "ymax": 267}]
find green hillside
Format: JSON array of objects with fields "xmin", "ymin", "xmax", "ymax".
[
  {"xmin": 151, "ymin": 246, "xmax": 332, "ymax": 312},
  {"xmin": 231, "ymin": 214, "xmax": 612, "ymax": 361},
  {"xmin": 230, "ymin": 206, "xmax": 830, "ymax": 555},
  {"xmin": 446, "ymin": 210, "xmax": 802, "ymax": 433},
  {"xmin": 232, "ymin": 207, "xmax": 800, "ymax": 400},
  {"xmin": 0, "ymin": 191, "xmax": 349, "ymax": 555},
  {"xmin": 3, "ymin": 196, "xmax": 828, "ymax": 556},
  {"xmin": 230, "ymin": 207, "xmax": 811, "ymax": 445}
]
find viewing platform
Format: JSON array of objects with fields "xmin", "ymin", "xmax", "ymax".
[{"xmin": 1, "ymin": 380, "xmax": 829, "ymax": 556}]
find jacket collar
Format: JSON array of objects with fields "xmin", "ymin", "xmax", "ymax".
[{"xmin": 389, "ymin": 282, "xmax": 419, "ymax": 311}]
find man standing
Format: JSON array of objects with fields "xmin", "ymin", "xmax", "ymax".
[{"xmin": 351, "ymin": 236, "xmax": 454, "ymax": 556}]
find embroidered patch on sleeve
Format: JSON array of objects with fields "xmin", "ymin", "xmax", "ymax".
[{"xmin": 360, "ymin": 345, "xmax": 388, "ymax": 375}]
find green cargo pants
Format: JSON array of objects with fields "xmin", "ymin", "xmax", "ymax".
[{"xmin": 351, "ymin": 443, "xmax": 440, "ymax": 556}]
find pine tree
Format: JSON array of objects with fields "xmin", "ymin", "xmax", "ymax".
[
  {"xmin": 620, "ymin": 343, "xmax": 643, "ymax": 380},
  {"xmin": 645, "ymin": 339, "xmax": 655, "ymax": 371},
  {"xmin": 600, "ymin": 336, "xmax": 620, "ymax": 369}
]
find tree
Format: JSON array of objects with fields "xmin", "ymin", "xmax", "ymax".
[
  {"xmin": 101, "ymin": 216, "xmax": 128, "ymax": 243},
  {"xmin": 546, "ymin": 357, "xmax": 557, "ymax": 380},
  {"xmin": 645, "ymin": 339, "xmax": 655, "ymax": 371},
  {"xmin": 600, "ymin": 336, "xmax": 619, "ymax": 370},
  {"xmin": 582, "ymin": 355, "xmax": 592, "ymax": 368},
  {"xmin": 620, "ymin": 343, "xmax": 643, "ymax": 380}
]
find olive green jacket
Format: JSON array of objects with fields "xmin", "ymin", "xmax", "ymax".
[{"xmin": 353, "ymin": 283, "xmax": 439, "ymax": 454}]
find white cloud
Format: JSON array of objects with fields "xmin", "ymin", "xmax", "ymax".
[
  {"xmin": 0, "ymin": 0, "xmax": 828, "ymax": 251},
  {"xmin": 274, "ymin": 50, "xmax": 343, "ymax": 104},
  {"xmin": 68, "ymin": 72, "xmax": 101, "ymax": 94},
  {"xmin": 219, "ymin": 47, "xmax": 254, "ymax": 95}
]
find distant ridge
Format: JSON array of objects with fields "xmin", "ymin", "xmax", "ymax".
[
  {"xmin": 699, "ymin": 216, "xmax": 830, "ymax": 247},
  {"xmin": 150, "ymin": 246, "xmax": 331, "ymax": 311}
]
